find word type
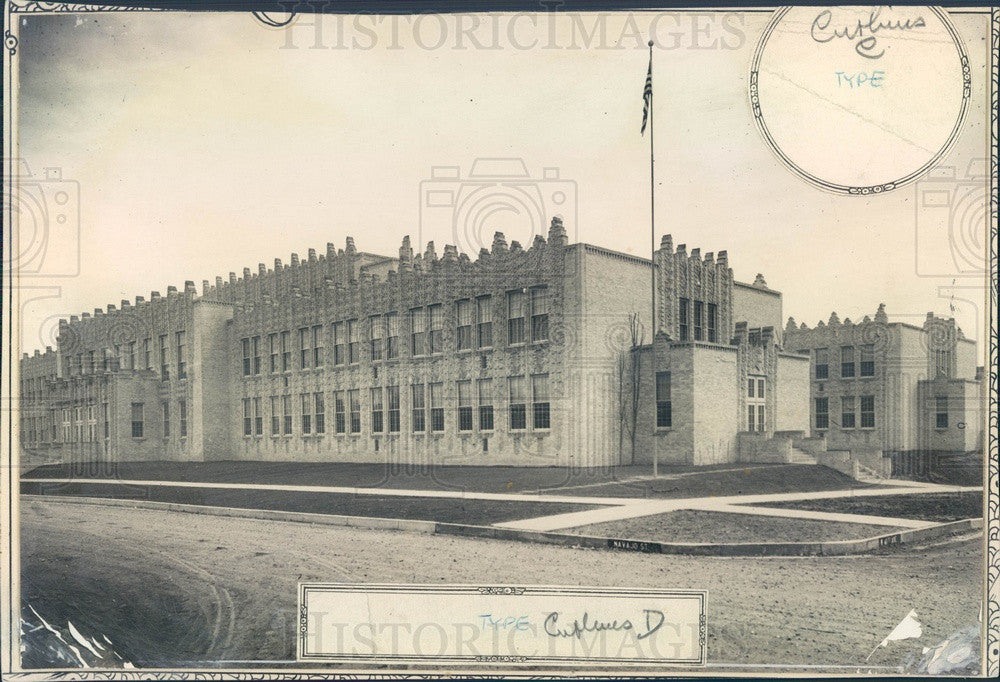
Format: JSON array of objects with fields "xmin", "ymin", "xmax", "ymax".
[{"xmin": 835, "ymin": 71, "xmax": 885, "ymax": 88}]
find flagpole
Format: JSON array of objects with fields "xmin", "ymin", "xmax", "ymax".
[{"xmin": 648, "ymin": 38, "xmax": 657, "ymax": 479}]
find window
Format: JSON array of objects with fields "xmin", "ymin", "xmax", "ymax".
[
  {"xmin": 159, "ymin": 335, "xmax": 169, "ymax": 380},
  {"xmin": 127, "ymin": 342, "xmax": 136, "ymax": 370},
  {"xmin": 935, "ymin": 396, "xmax": 948, "ymax": 428},
  {"xmin": 655, "ymin": 372, "xmax": 671, "ymax": 428},
  {"xmin": 348, "ymin": 389, "xmax": 361, "ymax": 433},
  {"xmin": 176, "ymin": 331, "xmax": 187, "ymax": 379},
  {"xmin": 332, "ymin": 322, "xmax": 345, "ymax": 365},
  {"xmin": 163, "ymin": 401, "xmax": 171, "ymax": 437},
  {"xmin": 347, "ymin": 320, "xmax": 359, "ymax": 364},
  {"xmin": 131, "ymin": 402, "xmax": 144, "ymax": 438},
  {"xmin": 477, "ymin": 296, "xmax": 493, "ymax": 348},
  {"xmin": 143, "ymin": 338, "xmax": 151, "ymax": 370},
  {"xmin": 747, "ymin": 375, "xmax": 765, "ymax": 432},
  {"xmin": 269, "ymin": 333, "xmax": 279, "ymax": 373},
  {"xmin": 860, "ymin": 395, "xmax": 875, "ymax": 428},
  {"xmin": 934, "ymin": 349, "xmax": 952, "ymax": 378},
  {"xmin": 334, "ymin": 391, "xmax": 346, "ymax": 434},
  {"xmin": 251, "ymin": 336, "xmax": 260, "ymax": 375},
  {"xmin": 410, "ymin": 308, "xmax": 426, "ymax": 356},
  {"xmin": 281, "ymin": 331, "xmax": 291, "ymax": 372},
  {"xmin": 179, "ymin": 399, "xmax": 188, "ymax": 437},
  {"xmin": 371, "ymin": 388, "xmax": 384, "ymax": 434},
  {"xmin": 748, "ymin": 405, "xmax": 756, "ymax": 432},
  {"xmin": 860, "ymin": 344, "xmax": 875, "ymax": 377},
  {"xmin": 370, "ymin": 315, "xmax": 384, "ymax": 361},
  {"xmin": 387, "ymin": 385, "xmax": 400, "ymax": 432},
  {"xmin": 478, "ymin": 379, "xmax": 494, "ymax": 431},
  {"xmin": 814, "ymin": 348, "xmax": 829, "ymax": 379},
  {"xmin": 271, "ymin": 396, "xmax": 280, "ymax": 435},
  {"xmin": 531, "ymin": 374, "xmax": 550, "ymax": 430},
  {"xmin": 242, "ymin": 338, "xmax": 252, "ymax": 376},
  {"xmin": 243, "ymin": 398, "xmax": 252, "ymax": 436},
  {"xmin": 411, "ymin": 384, "xmax": 426, "ymax": 432},
  {"xmin": 457, "ymin": 380, "xmax": 473, "ymax": 431},
  {"xmin": 102, "ymin": 403, "xmax": 110, "ymax": 440},
  {"xmin": 507, "ymin": 291, "xmax": 526, "ymax": 344},
  {"xmin": 428, "ymin": 305, "xmax": 443, "ymax": 354},
  {"xmin": 815, "ymin": 397, "xmax": 829, "ymax": 430},
  {"xmin": 315, "ymin": 392, "xmax": 325, "ymax": 434},
  {"xmin": 282, "ymin": 394, "xmax": 293, "ymax": 435},
  {"xmin": 508, "ymin": 376, "xmax": 526, "ymax": 430},
  {"xmin": 386, "ymin": 313, "xmax": 400, "ymax": 360},
  {"xmin": 693, "ymin": 300, "xmax": 703, "ymax": 341},
  {"xmin": 429, "ymin": 383, "xmax": 444, "ymax": 432},
  {"xmin": 679, "ymin": 298, "xmax": 689, "ymax": 341},
  {"xmin": 707, "ymin": 303, "xmax": 718, "ymax": 343},
  {"xmin": 299, "ymin": 328, "xmax": 311, "ymax": 369},
  {"xmin": 531, "ymin": 287, "xmax": 549, "ymax": 341},
  {"xmin": 841, "ymin": 396, "xmax": 856, "ymax": 429},
  {"xmin": 312, "ymin": 325, "xmax": 324, "ymax": 367},
  {"xmin": 456, "ymin": 300, "xmax": 473, "ymax": 351},
  {"xmin": 841, "ymin": 345, "xmax": 855, "ymax": 378},
  {"xmin": 301, "ymin": 394, "xmax": 312, "ymax": 434},
  {"xmin": 86, "ymin": 350, "xmax": 95, "ymax": 374}
]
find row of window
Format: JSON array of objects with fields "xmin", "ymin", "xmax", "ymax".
[
  {"xmin": 130, "ymin": 400, "xmax": 188, "ymax": 439},
  {"xmin": 678, "ymin": 298, "xmax": 719, "ymax": 343},
  {"xmin": 239, "ymin": 289, "xmax": 550, "ymax": 377},
  {"xmin": 240, "ymin": 374, "xmax": 551, "ymax": 437},
  {"xmin": 814, "ymin": 395, "xmax": 875, "ymax": 430},
  {"xmin": 67, "ymin": 332, "xmax": 188, "ymax": 382},
  {"xmin": 810, "ymin": 345, "xmax": 875, "ymax": 380}
]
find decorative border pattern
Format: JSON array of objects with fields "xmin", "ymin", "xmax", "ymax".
[{"xmin": 987, "ymin": 9, "xmax": 999, "ymax": 678}]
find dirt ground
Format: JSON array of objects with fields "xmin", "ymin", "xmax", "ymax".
[
  {"xmin": 564, "ymin": 510, "xmax": 904, "ymax": 543},
  {"xmin": 761, "ymin": 491, "xmax": 984, "ymax": 522},
  {"xmin": 19, "ymin": 499, "xmax": 983, "ymax": 673}
]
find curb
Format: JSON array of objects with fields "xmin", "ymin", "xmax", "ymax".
[{"xmin": 23, "ymin": 493, "xmax": 982, "ymax": 557}]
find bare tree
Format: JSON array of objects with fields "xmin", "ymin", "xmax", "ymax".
[{"xmin": 617, "ymin": 313, "xmax": 645, "ymax": 464}]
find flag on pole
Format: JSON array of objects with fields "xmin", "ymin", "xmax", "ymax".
[
  {"xmin": 641, "ymin": 53, "xmax": 652, "ymax": 135},
  {"xmin": 866, "ymin": 610, "xmax": 923, "ymax": 661}
]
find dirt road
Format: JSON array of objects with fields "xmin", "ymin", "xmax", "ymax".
[{"xmin": 20, "ymin": 498, "xmax": 983, "ymax": 672}]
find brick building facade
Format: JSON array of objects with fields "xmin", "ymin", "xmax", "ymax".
[{"xmin": 19, "ymin": 218, "xmax": 812, "ymax": 468}]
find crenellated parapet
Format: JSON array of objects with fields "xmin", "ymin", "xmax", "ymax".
[{"xmin": 653, "ymin": 234, "xmax": 734, "ymax": 342}]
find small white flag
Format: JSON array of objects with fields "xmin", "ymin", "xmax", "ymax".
[{"xmin": 881, "ymin": 610, "xmax": 923, "ymax": 647}]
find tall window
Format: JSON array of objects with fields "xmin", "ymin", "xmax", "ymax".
[
  {"xmin": 531, "ymin": 374, "xmax": 550, "ymax": 429},
  {"xmin": 935, "ymin": 395, "xmax": 948, "ymax": 428},
  {"xmin": 371, "ymin": 388, "xmax": 384, "ymax": 433},
  {"xmin": 507, "ymin": 291, "xmax": 526, "ymax": 344},
  {"xmin": 859, "ymin": 344, "xmax": 875, "ymax": 377},
  {"xmin": 334, "ymin": 391, "xmax": 346, "ymax": 434},
  {"xmin": 747, "ymin": 375, "xmax": 765, "ymax": 432},
  {"xmin": 457, "ymin": 380, "xmax": 473, "ymax": 431},
  {"xmin": 387, "ymin": 385, "xmax": 401, "ymax": 433},
  {"xmin": 314, "ymin": 392, "xmax": 325, "ymax": 434},
  {"xmin": 281, "ymin": 331, "xmax": 291, "ymax": 372},
  {"xmin": 841, "ymin": 396, "xmax": 855, "ymax": 428},
  {"xmin": 370, "ymin": 315, "xmax": 384, "ymax": 361},
  {"xmin": 860, "ymin": 395, "xmax": 875, "ymax": 428},
  {"xmin": 348, "ymin": 389, "xmax": 361, "ymax": 433},
  {"xmin": 103, "ymin": 403, "xmax": 110, "ymax": 440},
  {"xmin": 179, "ymin": 399, "xmax": 188, "ymax": 437},
  {"xmin": 429, "ymin": 383, "xmax": 444, "ymax": 432},
  {"xmin": 127, "ymin": 341, "xmax": 136, "ymax": 370},
  {"xmin": 163, "ymin": 401, "xmax": 171, "ymax": 437},
  {"xmin": 477, "ymin": 296, "xmax": 493, "ymax": 348},
  {"xmin": 478, "ymin": 379, "xmax": 494, "ymax": 431},
  {"xmin": 386, "ymin": 312, "xmax": 400, "ymax": 360},
  {"xmin": 814, "ymin": 348, "xmax": 829, "ymax": 379},
  {"xmin": 508, "ymin": 376, "xmax": 526, "ymax": 430},
  {"xmin": 655, "ymin": 372, "xmax": 671, "ymax": 428},
  {"xmin": 159, "ymin": 335, "xmax": 169, "ymax": 380},
  {"xmin": 934, "ymin": 349, "xmax": 953, "ymax": 377},
  {"xmin": 282, "ymin": 394, "xmax": 293, "ymax": 435},
  {"xmin": 347, "ymin": 320, "xmax": 359, "ymax": 364},
  {"xmin": 332, "ymin": 322, "xmax": 345, "ymax": 365},
  {"xmin": 243, "ymin": 398, "xmax": 253, "ymax": 436},
  {"xmin": 679, "ymin": 298, "xmax": 690, "ymax": 341},
  {"xmin": 131, "ymin": 402, "xmax": 144, "ymax": 438},
  {"xmin": 299, "ymin": 328, "xmax": 311, "ymax": 370},
  {"xmin": 841, "ymin": 345, "xmax": 855, "ymax": 378},
  {"xmin": 312, "ymin": 325, "xmax": 324, "ymax": 367},
  {"xmin": 176, "ymin": 331, "xmax": 187, "ymax": 379},
  {"xmin": 410, "ymin": 308, "xmax": 426, "ymax": 356},
  {"xmin": 693, "ymin": 300, "xmax": 703, "ymax": 341},
  {"xmin": 270, "ymin": 396, "xmax": 280, "ymax": 435},
  {"xmin": 428, "ymin": 305, "xmax": 444, "ymax": 354},
  {"xmin": 143, "ymin": 338, "xmax": 151, "ymax": 370},
  {"xmin": 815, "ymin": 397, "xmax": 829, "ymax": 430},
  {"xmin": 253, "ymin": 397, "xmax": 262, "ymax": 435},
  {"xmin": 251, "ymin": 335, "xmax": 261, "ymax": 375},
  {"xmin": 411, "ymin": 384, "xmax": 426, "ymax": 432},
  {"xmin": 531, "ymin": 287, "xmax": 549, "ymax": 341},
  {"xmin": 242, "ymin": 338, "xmax": 252, "ymax": 376},
  {"xmin": 269, "ymin": 333, "xmax": 279, "ymax": 373},
  {"xmin": 707, "ymin": 303, "xmax": 718, "ymax": 343},
  {"xmin": 456, "ymin": 300, "xmax": 473, "ymax": 351},
  {"xmin": 301, "ymin": 394, "xmax": 312, "ymax": 434}
]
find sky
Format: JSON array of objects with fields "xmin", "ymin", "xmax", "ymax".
[{"xmin": 12, "ymin": 8, "xmax": 993, "ymax": 356}]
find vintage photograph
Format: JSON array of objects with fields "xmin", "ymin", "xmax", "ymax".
[{"xmin": 2, "ymin": 1, "xmax": 996, "ymax": 678}]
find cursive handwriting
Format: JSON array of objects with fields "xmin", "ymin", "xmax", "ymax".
[
  {"xmin": 544, "ymin": 609, "xmax": 665, "ymax": 640},
  {"xmin": 810, "ymin": 7, "xmax": 926, "ymax": 59}
]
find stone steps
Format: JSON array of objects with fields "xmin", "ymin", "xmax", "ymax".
[{"xmin": 788, "ymin": 447, "xmax": 817, "ymax": 465}]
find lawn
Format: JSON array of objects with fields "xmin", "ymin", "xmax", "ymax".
[{"xmin": 757, "ymin": 491, "xmax": 983, "ymax": 522}]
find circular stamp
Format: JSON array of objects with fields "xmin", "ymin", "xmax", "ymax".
[{"xmin": 749, "ymin": 6, "xmax": 971, "ymax": 194}]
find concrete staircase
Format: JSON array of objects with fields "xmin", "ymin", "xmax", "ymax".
[{"xmin": 788, "ymin": 447, "xmax": 818, "ymax": 465}]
